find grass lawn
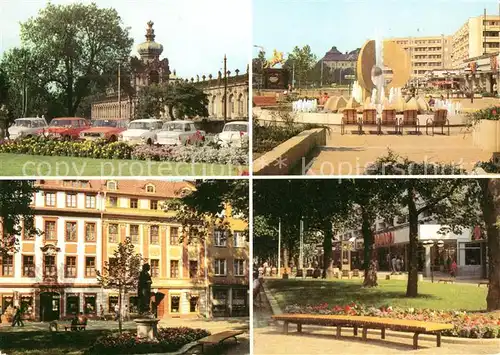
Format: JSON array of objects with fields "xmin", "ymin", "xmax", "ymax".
[
  {"xmin": 0, "ymin": 153, "xmax": 246, "ymax": 176},
  {"xmin": 267, "ymin": 279, "xmax": 488, "ymax": 312},
  {"xmin": 0, "ymin": 328, "xmax": 113, "ymax": 355}
]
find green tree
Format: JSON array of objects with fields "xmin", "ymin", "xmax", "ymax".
[
  {"xmin": 368, "ymin": 153, "xmax": 480, "ymax": 297},
  {"xmin": 20, "ymin": 2, "xmax": 133, "ymax": 116},
  {"xmin": 134, "ymin": 84, "xmax": 168, "ymax": 119},
  {"xmin": 0, "ymin": 181, "xmax": 40, "ymax": 254},
  {"xmin": 165, "ymin": 82, "xmax": 209, "ymax": 120},
  {"xmin": 284, "ymin": 45, "xmax": 317, "ymax": 88},
  {"xmin": 96, "ymin": 237, "xmax": 142, "ymax": 333},
  {"xmin": 163, "ymin": 180, "xmax": 248, "ymax": 243}
]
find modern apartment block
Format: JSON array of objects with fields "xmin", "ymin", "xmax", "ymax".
[
  {"xmin": 452, "ymin": 14, "xmax": 500, "ymax": 68},
  {"xmin": 387, "ymin": 35, "xmax": 453, "ymax": 80},
  {"xmin": 0, "ymin": 180, "xmax": 249, "ymax": 322}
]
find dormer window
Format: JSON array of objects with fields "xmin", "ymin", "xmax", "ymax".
[
  {"xmin": 146, "ymin": 184, "xmax": 156, "ymax": 193},
  {"xmin": 179, "ymin": 188, "xmax": 191, "ymax": 197},
  {"xmin": 107, "ymin": 181, "xmax": 117, "ymax": 190}
]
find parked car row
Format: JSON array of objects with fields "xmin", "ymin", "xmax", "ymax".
[{"xmin": 7, "ymin": 117, "xmax": 249, "ymax": 147}]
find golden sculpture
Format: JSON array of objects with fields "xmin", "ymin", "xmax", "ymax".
[
  {"xmin": 264, "ymin": 49, "xmax": 285, "ymax": 68},
  {"xmin": 356, "ymin": 40, "xmax": 411, "ymax": 101}
]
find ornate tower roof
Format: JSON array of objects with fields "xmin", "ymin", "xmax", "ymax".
[{"xmin": 137, "ymin": 21, "xmax": 164, "ymax": 60}]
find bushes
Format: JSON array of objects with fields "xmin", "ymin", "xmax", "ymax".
[
  {"xmin": 0, "ymin": 137, "xmax": 133, "ymax": 160},
  {"xmin": 85, "ymin": 327, "xmax": 210, "ymax": 355},
  {"xmin": 131, "ymin": 143, "xmax": 248, "ymax": 166},
  {"xmin": 467, "ymin": 106, "xmax": 500, "ymax": 127},
  {"xmin": 284, "ymin": 303, "xmax": 500, "ymax": 339},
  {"xmin": 0, "ymin": 136, "xmax": 248, "ymax": 165}
]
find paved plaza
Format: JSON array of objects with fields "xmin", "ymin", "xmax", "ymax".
[
  {"xmin": 305, "ymin": 129, "xmax": 490, "ymax": 175},
  {"xmin": 253, "ymin": 282, "xmax": 499, "ymax": 355}
]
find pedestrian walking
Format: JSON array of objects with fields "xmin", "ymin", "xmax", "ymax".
[
  {"xmin": 11, "ymin": 306, "xmax": 24, "ymax": 327},
  {"xmin": 124, "ymin": 305, "xmax": 130, "ymax": 321},
  {"xmin": 100, "ymin": 305, "xmax": 105, "ymax": 320},
  {"xmin": 450, "ymin": 260, "xmax": 458, "ymax": 278},
  {"xmin": 114, "ymin": 303, "xmax": 119, "ymax": 321}
]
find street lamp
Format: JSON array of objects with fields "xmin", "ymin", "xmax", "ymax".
[{"xmin": 422, "ymin": 239, "xmax": 444, "ymax": 283}]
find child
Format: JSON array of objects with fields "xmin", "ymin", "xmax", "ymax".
[{"xmin": 450, "ymin": 260, "xmax": 457, "ymax": 278}]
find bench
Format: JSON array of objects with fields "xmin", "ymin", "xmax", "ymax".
[
  {"xmin": 272, "ymin": 314, "xmax": 453, "ymax": 349},
  {"xmin": 478, "ymin": 281, "xmax": 489, "ymax": 287},
  {"xmin": 437, "ymin": 278, "xmax": 454, "ymax": 284},
  {"xmin": 197, "ymin": 330, "xmax": 244, "ymax": 353},
  {"xmin": 63, "ymin": 323, "xmax": 87, "ymax": 331}
]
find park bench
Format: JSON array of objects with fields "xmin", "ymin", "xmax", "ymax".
[
  {"xmin": 197, "ymin": 330, "xmax": 244, "ymax": 353},
  {"xmin": 437, "ymin": 278, "xmax": 454, "ymax": 284},
  {"xmin": 352, "ymin": 269, "xmax": 361, "ymax": 278},
  {"xmin": 478, "ymin": 280, "xmax": 489, "ymax": 287},
  {"xmin": 361, "ymin": 109, "xmax": 378, "ymax": 134},
  {"xmin": 63, "ymin": 323, "xmax": 87, "ymax": 331},
  {"xmin": 272, "ymin": 314, "xmax": 453, "ymax": 349},
  {"xmin": 380, "ymin": 109, "xmax": 398, "ymax": 134}
]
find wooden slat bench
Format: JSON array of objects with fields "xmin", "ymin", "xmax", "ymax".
[
  {"xmin": 63, "ymin": 323, "xmax": 87, "ymax": 331},
  {"xmin": 198, "ymin": 330, "xmax": 244, "ymax": 353},
  {"xmin": 437, "ymin": 278, "xmax": 454, "ymax": 284},
  {"xmin": 478, "ymin": 281, "xmax": 489, "ymax": 287},
  {"xmin": 272, "ymin": 314, "xmax": 453, "ymax": 349}
]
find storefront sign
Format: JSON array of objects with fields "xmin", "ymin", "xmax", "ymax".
[{"xmin": 374, "ymin": 232, "xmax": 394, "ymax": 247}]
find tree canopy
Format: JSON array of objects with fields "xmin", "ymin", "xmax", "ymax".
[
  {"xmin": 0, "ymin": 181, "xmax": 39, "ymax": 254},
  {"xmin": 18, "ymin": 2, "xmax": 133, "ymax": 116},
  {"xmin": 284, "ymin": 45, "xmax": 317, "ymax": 88}
]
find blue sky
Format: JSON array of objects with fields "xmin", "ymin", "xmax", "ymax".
[
  {"xmin": 0, "ymin": 0, "xmax": 251, "ymax": 79},
  {"xmin": 253, "ymin": 0, "xmax": 500, "ymax": 58}
]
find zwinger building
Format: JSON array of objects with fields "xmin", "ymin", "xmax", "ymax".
[{"xmin": 0, "ymin": 180, "xmax": 248, "ymax": 321}]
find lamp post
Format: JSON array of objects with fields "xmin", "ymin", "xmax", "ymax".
[
  {"xmin": 117, "ymin": 61, "xmax": 121, "ymax": 119},
  {"xmin": 223, "ymin": 54, "xmax": 228, "ymax": 124}
]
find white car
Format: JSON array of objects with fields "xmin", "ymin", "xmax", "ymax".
[
  {"xmin": 216, "ymin": 121, "xmax": 249, "ymax": 148},
  {"xmin": 118, "ymin": 119, "xmax": 164, "ymax": 145},
  {"xmin": 8, "ymin": 117, "xmax": 48, "ymax": 139},
  {"xmin": 155, "ymin": 120, "xmax": 206, "ymax": 146}
]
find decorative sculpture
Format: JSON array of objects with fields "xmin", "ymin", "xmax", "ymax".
[{"xmin": 137, "ymin": 264, "xmax": 152, "ymax": 315}]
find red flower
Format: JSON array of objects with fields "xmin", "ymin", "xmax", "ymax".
[
  {"xmin": 492, "ymin": 110, "xmax": 497, "ymax": 116},
  {"xmin": 240, "ymin": 171, "xmax": 249, "ymax": 176}
]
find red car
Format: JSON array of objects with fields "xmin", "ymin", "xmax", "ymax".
[
  {"xmin": 79, "ymin": 118, "xmax": 129, "ymax": 142},
  {"xmin": 39, "ymin": 117, "xmax": 91, "ymax": 140}
]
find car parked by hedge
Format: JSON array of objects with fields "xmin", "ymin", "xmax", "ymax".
[
  {"xmin": 216, "ymin": 121, "xmax": 249, "ymax": 148},
  {"xmin": 8, "ymin": 117, "xmax": 48, "ymax": 139},
  {"xmin": 119, "ymin": 118, "xmax": 164, "ymax": 145},
  {"xmin": 155, "ymin": 120, "xmax": 206, "ymax": 145},
  {"xmin": 39, "ymin": 117, "xmax": 91, "ymax": 140},
  {"xmin": 79, "ymin": 118, "xmax": 129, "ymax": 142}
]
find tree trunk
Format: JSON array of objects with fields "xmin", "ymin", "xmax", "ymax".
[
  {"xmin": 283, "ymin": 247, "xmax": 289, "ymax": 274},
  {"xmin": 361, "ymin": 208, "xmax": 377, "ymax": 286},
  {"xmin": 406, "ymin": 184, "xmax": 419, "ymax": 297},
  {"xmin": 118, "ymin": 286, "xmax": 123, "ymax": 333},
  {"xmin": 322, "ymin": 221, "xmax": 333, "ymax": 279},
  {"xmin": 480, "ymin": 179, "xmax": 500, "ymax": 311}
]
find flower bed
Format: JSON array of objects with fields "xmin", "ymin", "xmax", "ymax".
[
  {"xmin": 85, "ymin": 327, "xmax": 210, "ymax": 355},
  {"xmin": 467, "ymin": 106, "xmax": 500, "ymax": 125},
  {"xmin": 0, "ymin": 137, "xmax": 248, "ymax": 165},
  {"xmin": 284, "ymin": 303, "xmax": 500, "ymax": 339}
]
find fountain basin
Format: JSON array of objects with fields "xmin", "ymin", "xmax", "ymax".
[{"xmin": 134, "ymin": 317, "xmax": 160, "ymax": 340}]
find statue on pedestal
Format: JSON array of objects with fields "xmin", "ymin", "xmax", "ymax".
[{"xmin": 137, "ymin": 263, "xmax": 152, "ymax": 316}]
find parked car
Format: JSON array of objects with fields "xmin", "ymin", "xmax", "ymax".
[
  {"xmin": 155, "ymin": 120, "xmax": 206, "ymax": 146},
  {"xmin": 8, "ymin": 117, "xmax": 48, "ymax": 139},
  {"xmin": 216, "ymin": 121, "xmax": 249, "ymax": 147},
  {"xmin": 79, "ymin": 118, "xmax": 129, "ymax": 142},
  {"xmin": 118, "ymin": 118, "xmax": 164, "ymax": 145},
  {"xmin": 39, "ymin": 117, "xmax": 91, "ymax": 140}
]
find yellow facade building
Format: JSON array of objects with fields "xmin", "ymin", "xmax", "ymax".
[{"xmin": 0, "ymin": 180, "xmax": 248, "ymax": 322}]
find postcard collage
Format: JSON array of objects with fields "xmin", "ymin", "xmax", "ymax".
[{"xmin": 0, "ymin": 0, "xmax": 500, "ymax": 354}]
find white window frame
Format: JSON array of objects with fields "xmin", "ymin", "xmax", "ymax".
[
  {"xmin": 234, "ymin": 259, "xmax": 245, "ymax": 276},
  {"xmin": 85, "ymin": 194, "xmax": 96, "ymax": 209},
  {"xmin": 214, "ymin": 259, "xmax": 227, "ymax": 276},
  {"xmin": 66, "ymin": 193, "xmax": 77, "ymax": 208},
  {"xmin": 214, "ymin": 230, "xmax": 227, "ymax": 247},
  {"xmin": 233, "ymin": 231, "xmax": 245, "ymax": 248}
]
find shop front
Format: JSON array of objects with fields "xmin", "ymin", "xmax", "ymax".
[{"xmin": 211, "ymin": 285, "xmax": 249, "ymax": 317}]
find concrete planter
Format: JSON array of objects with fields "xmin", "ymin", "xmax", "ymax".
[{"xmin": 472, "ymin": 119, "xmax": 500, "ymax": 151}]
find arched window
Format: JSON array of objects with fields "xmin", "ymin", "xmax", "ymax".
[
  {"xmin": 149, "ymin": 70, "xmax": 159, "ymax": 84},
  {"xmin": 145, "ymin": 184, "xmax": 156, "ymax": 193},
  {"xmin": 212, "ymin": 96, "xmax": 217, "ymax": 116},
  {"xmin": 229, "ymin": 94, "xmax": 235, "ymax": 114},
  {"xmin": 238, "ymin": 94, "xmax": 244, "ymax": 115}
]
